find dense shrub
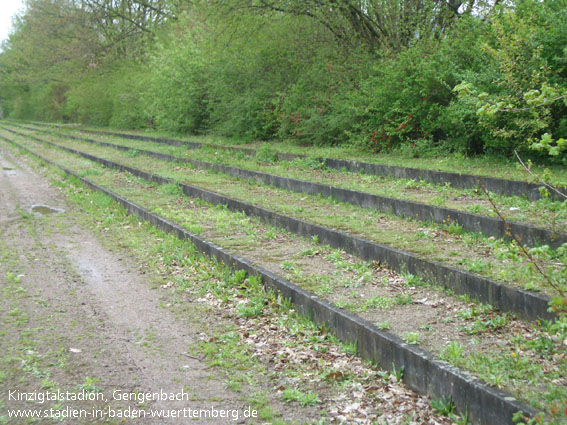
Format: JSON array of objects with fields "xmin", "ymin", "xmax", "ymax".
[
  {"xmin": 64, "ymin": 72, "xmax": 114, "ymax": 126},
  {"xmin": 275, "ymin": 50, "xmax": 369, "ymax": 146},
  {"xmin": 147, "ymin": 22, "xmax": 210, "ymax": 134},
  {"xmin": 1, "ymin": 0, "xmax": 566, "ymax": 160},
  {"xmin": 453, "ymin": 0, "xmax": 567, "ymax": 158},
  {"xmin": 110, "ymin": 62, "xmax": 152, "ymax": 129}
]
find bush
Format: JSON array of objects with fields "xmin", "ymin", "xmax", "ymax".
[
  {"xmin": 109, "ymin": 61, "xmax": 152, "ymax": 129},
  {"xmin": 64, "ymin": 72, "xmax": 114, "ymax": 126},
  {"xmin": 453, "ymin": 0, "xmax": 567, "ymax": 158},
  {"xmin": 2, "ymin": 0, "xmax": 565, "ymax": 163},
  {"xmin": 276, "ymin": 52, "xmax": 369, "ymax": 146},
  {"xmin": 205, "ymin": 13, "xmax": 330, "ymax": 141},
  {"xmin": 147, "ymin": 21, "xmax": 210, "ymax": 134}
]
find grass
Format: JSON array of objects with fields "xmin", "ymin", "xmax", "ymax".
[
  {"xmin": 13, "ymin": 123, "xmax": 567, "ymax": 231},
  {"xmin": 335, "ymin": 293, "xmax": 414, "ymax": 314},
  {"xmin": 2, "ymin": 140, "xmax": 461, "ymax": 424},
  {"xmin": 12, "ymin": 126, "xmax": 567, "ymax": 297},
  {"xmin": 402, "ymin": 332, "xmax": 421, "ymax": 345},
  {"xmin": 21, "ymin": 119, "xmax": 567, "ymax": 185},
  {"xmin": 281, "ymin": 388, "xmax": 319, "ymax": 407},
  {"xmin": 444, "ymin": 346, "xmax": 566, "ymax": 413},
  {"xmin": 2, "ymin": 132, "xmax": 566, "ymax": 420},
  {"xmin": 0, "ymin": 214, "xmax": 118, "ymax": 424}
]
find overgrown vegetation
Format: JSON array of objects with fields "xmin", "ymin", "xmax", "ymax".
[
  {"xmin": 1, "ymin": 0, "xmax": 566, "ymax": 162},
  {"xmin": 4, "ymin": 130, "xmax": 566, "ymax": 421},
  {"xmin": 1, "ymin": 1, "xmax": 567, "ymax": 422},
  {"xmin": 2, "ymin": 134, "xmax": 467, "ymax": 425}
]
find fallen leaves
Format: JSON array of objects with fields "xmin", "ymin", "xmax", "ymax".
[{"xmin": 217, "ymin": 291, "xmax": 456, "ymax": 424}]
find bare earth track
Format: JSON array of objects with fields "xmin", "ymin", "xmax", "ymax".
[
  {"xmin": 0, "ymin": 150, "xmax": 259, "ymax": 424},
  {"xmin": 0, "ymin": 139, "xmax": 460, "ymax": 425}
]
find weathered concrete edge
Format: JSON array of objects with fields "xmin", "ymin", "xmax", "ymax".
[
  {"xmin": 0, "ymin": 135, "xmax": 540, "ymax": 425},
  {"xmin": 323, "ymin": 157, "xmax": 567, "ymax": 202},
  {"xmin": 15, "ymin": 124, "xmax": 565, "ymax": 249},
  {"xmin": 25, "ymin": 120, "xmax": 566, "ymax": 201},
  {"xmin": 5, "ymin": 128, "xmax": 554, "ymax": 323}
]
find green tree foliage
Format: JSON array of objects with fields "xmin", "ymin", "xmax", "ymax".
[
  {"xmin": 247, "ymin": 0, "xmax": 478, "ymax": 53},
  {"xmin": 0, "ymin": 0, "xmax": 98, "ymax": 120},
  {"xmin": 454, "ymin": 0, "xmax": 567, "ymax": 158},
  {"xmin": 0, "ymin": 0, "xmax": 565, "ymax": 162},
  {"xmin": 146, "ymin": 13, "xmax": 210, "ymax": 133},
  {"xmin": 0, "ymin": 0, "xmax": 166, "ymax": 123}
]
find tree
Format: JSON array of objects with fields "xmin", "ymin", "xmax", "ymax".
[{"xmin": 239, "ymin": 0, "xmax": 500, "ymax": 53}]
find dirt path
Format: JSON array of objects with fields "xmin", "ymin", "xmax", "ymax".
[
  {"xmin": 0, "ymin": 151, "xmax": 253, "ymax": 424},
  {"xmin": 0, "ymin": 144, "xmax": 464, "ymax": 425}
]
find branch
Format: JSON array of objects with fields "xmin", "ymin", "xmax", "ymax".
[
  {"xmin": 514, "ymin": 150, "xmax": 567, "ymax": 201},
  {"xmin": 489, "ymin": 94, "xmax": 567, "ymax": 113},
  {"xmin": 478, "ymin": 181, "xmax": 564, "ymax": 297},
  {"xmin": 256, "ymin": 0, "xmax": 346, "ymax": 44},
  {"xmin": 132, "ymin": 0, "xmax": 176, "ymax": 20}
]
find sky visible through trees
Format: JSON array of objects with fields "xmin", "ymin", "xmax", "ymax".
[{"xmin": 0, "ymin": 0, "xmax": 24, "ymax": 46}]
